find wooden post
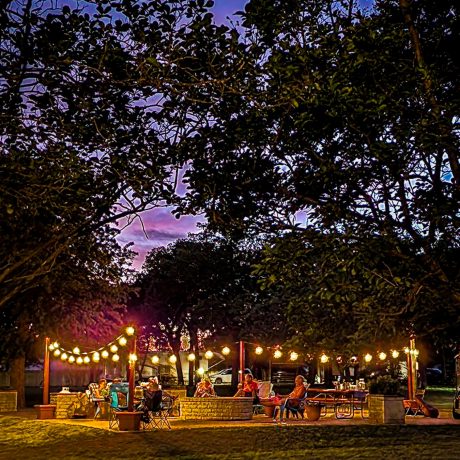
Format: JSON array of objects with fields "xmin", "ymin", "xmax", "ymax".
[
  {"xmin": 239, "ymin": 341, "xmax": 245, "ymax": 383},
  {"xmin": 43, "ymin": 337, "xmax": 50, "ymax": 405},
  {"xmin": 410, "ymin": 336, "xmax": 417, "ymax": 399},
  {"xmin": 128, "ymin": 337, "xmax": 136, "ymax": 412}
]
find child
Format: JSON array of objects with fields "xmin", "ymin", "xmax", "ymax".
[{"xmin": 233, "ymin": 383, "xmax": 245, "ymax": 397}]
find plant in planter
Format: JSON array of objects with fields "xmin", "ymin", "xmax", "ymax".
[{"xmin": 368, "ymin": 375, "xmax": 405, "ymax": 424}]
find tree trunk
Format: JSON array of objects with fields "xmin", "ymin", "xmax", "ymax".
[{"xmin": 9, "ymin": 355, "xmax": 26, "ymax": 408}]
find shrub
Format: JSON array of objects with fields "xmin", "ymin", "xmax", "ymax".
[{"xmin": 368, "ymin": 375, "xmax": 401, "ymax": 395}]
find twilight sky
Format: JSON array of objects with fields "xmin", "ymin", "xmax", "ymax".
[{"xmin": 117, "ymin": 0, "xmax": 374, "ymax": 270}]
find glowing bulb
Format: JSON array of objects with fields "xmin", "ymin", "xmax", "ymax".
[
  {"xmin": 49, "ymin": 344, "xmax": 55, "ymax": 351},
  {"xmin": 112, "ymin": 354, "xmax": 120, "ymax": 362},
  {"xmin": 169, "ymin": 355, "xmax": 177, "ymax": 364},
  {"xmin": 188, "ymin": 353, "xmax": 196, "ymax": 361},
  {"xmin": 290, "ymin": 352, "xmax": 298, "ymax": 361},
  {"xmin": 126, "ymin": 326, "xmax": 135, "ymax": 336},
  {"xmin": 52, "ymin": 341, "xmax": 59, "ymax": 349},
  {"xmin": 101, "ymin": 350, "xmax": 109, "ymax": 359},
  {"xmin": 392, "ymin": 350, "xmax": 400, "ymax": 359},
  {"xmin": 364, "ymin": 353, "xmax": 372, "ymax": 363},
  {"xmin": 222, "ymin": 346, "xmax": 231, "ymax": 356},
  {"xmin": 110, "ymin": 344, "xmax": 118, "ymax": 353},
  {"xmin": 196, "ymin": 367, "xmax": 205, "ymax": 376},
  {"xmin": 118, "ymin": 337, "xmax": 128, "ymax": 346},
  {"xmin": 53, "ymin": 349, "xmax": 61, "ymax": 357},
  {"xmin": 83, "ymin": 356, "xmax": 90, "ymax": 364},
  {"xmin": 204, "ymin": 350, "xmax": 214, "ymax": 360},
  {"xmin": 76, "ymin": 356, "xmax": 83, "ymax": 365},
  {"xmin": 404, "ymin": 347, "xmax": 410, "ymax": 354},
  {"xmin": 255, "ymin": 346, "xmax": 263, "ymax": 355},
  {"xmin": 414, "ymin": 349, "xmax": 419, "ymax": 357},
  {"xmin": 378, "ymin": 352, "xmax": 387, "ymax": 361},
  {"xmin": 61, "ymin": 353, "xmax": 68, "ymax": 361},
  {"xmin": 92, "ymin": 352, "xmax": 100, "ymax": 362},
  {"xmin": 73, "ymin": 347, "xmax": 80, "ymax": 355},
  {"xmin": 151, "ymin": 355, "xmax": 160, "ymax": 364},
  {"xmin": 320, "ymin": 354, "xmax": 329, "ymax": 364},
  {"xmin": 68, "ymin": 355, "xmax": 75, "ymax": 363},
  {"xmin": 274, "ymin": 350, "xmax": 282, "ymax": 359},
  {"xmin": 129, "ymin": 353, "xmax": 137, "ymax": 362}
]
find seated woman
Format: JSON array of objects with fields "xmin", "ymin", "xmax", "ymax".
[
  {"xmin": 243, "ymin": 374, "xmax": 260, "ymax": 405},
  {"xmin": 233, "ymin": 383, "xmax": 245, "ymax": 397},
  {"xmin": 194, "ymin": 377, "xmax": 216, "ymax": 397},
  {"xmin": 274, "ymin": 375, "xmax": 307, "ymax": 424},
  {"xmin": 91, "ymin": 378, "xmax": 109, "ymax": 419}
]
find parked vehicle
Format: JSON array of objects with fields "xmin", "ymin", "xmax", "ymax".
[
  {"xmin": 209, "ymin": 368, "xmax": 252, "ymax": 385},
  {"xmin": 271, "ymin": 365, "xmax": 310, "ymax": 384}
]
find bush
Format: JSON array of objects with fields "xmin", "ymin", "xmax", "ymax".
[{"xmin": 368, "ymin": 375, "xmax": 401, "ymax": 395}]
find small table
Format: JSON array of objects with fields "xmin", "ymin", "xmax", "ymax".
[{"xmin": 306, "ymin": 388, "xmax": 368, "ymax": 419}]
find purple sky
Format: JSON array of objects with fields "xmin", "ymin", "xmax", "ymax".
[{"xmin": 118, "ymin": 0, "xmax": 374, "ymax": 270}]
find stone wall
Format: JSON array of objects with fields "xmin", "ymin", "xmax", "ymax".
[
  {"xmin": 180, "ymin": 397, "xmax": 253, "ymax": 420},
  {"xmin": 0, "ymin": 391, "xmax": 17, "ymax": 412}
]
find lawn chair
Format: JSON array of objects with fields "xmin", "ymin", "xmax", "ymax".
[
  {"xmin": 254, "ymin": 381, "xmax": 273, "ymax": 414},
  {"xmin": 108, "ymin": 382, "xmax": 130, "ymax": 430},
  {"xmin": 87, "ymin": 382, "xmax": 106, "ymax": 419},
  {"xmin": 140, "ymin": 389, "xmax": 171, "ymax": 430}
]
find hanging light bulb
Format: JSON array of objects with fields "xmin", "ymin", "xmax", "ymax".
[
  {"xmin": 129, "ymin": 353, "xmax": 137, "ymax": 362},
  {"xmin": 378, "ymin": 352, "xmax": 387, "ymax": 361},
  {"xmin": 188, "ymin": 353, "xmax": 196, "ymax": 361},
  {"xmin": 320, "ymin": 354, "xmax": 329, "ymax": 364},
  {"xmin": 112, "ymin": 354, "xmax": 120, "ymax": 362},
  {"xmin": 126, "ymin": 326, "xmax": 135, "ymax": 336},
  {"xmin": 204, "ymin": 350, "xmax": 214, "ymax": 360},
  {"xmin": 289, "ymin": 351, "xmax": 299, "ymax": 361},
  {"xmin": 68, "ymin": 355, "xmax": 75, "ymax": 364},
  {"xmin": 92, "ymin": 352, "xmax": 100, "ymax": 363},
  {"xmin": 118, "ymin": 337, "xmax": 128, "ymax": 346},
  {"xmin": 404, "ymin": 347, "xmax": 410, "ymax": 354},
  {"xmin": 101, "ymin": 350, "xmax": 109, "ymax": 359},
  {"xmin": 52, "ymin": 341, "xmax": 59, "ymax": 349},
  {"xmin": 83, "ymin": 356, "xmax": 91, "ymax": 364},
  {"xmin": 414, "ymin": 349, "xmax": 419, "ymax": 357},
  {"xmin": 364, "ymin": 353, "xmax": 372, "ymax": 363},
  {"xmin": 53, "ymin": 349, "xmax": 61, "ymax": 357},
  {"xmin": 73, "ymin": 347, "xmax": 80, "ymax": 355},
  {"xmin": 151, "ymin": 355, "xmax": 160, "ymax": 364},
  {"xmin": 76, "ymin": 356, "xmax": 84, "ymax": 365},
  {"xmin": 222, "ymin": 346, "xmax": 231, "ymax": 356},
  {"xmin": 273, "ymin": 350, "xmax": 282, "ymax": 359},
  {"xmin": 110, "ymin": 344, "xmax": 118, "ymax": 353},
  {"xmin": 61, "ymin": 352, "xmax": 68, "ymax": 361},
  {"xmin": 255, "ymin": 346, "xmax": 263, "ymax": 355},
  {"xmin": 169, "ymin": 355, "xmax": 177, "ymax": 364},
  {"xmin": 196, "ymin": 367, "xmax": 205, "ymax": 376},
  {"xmin": 49, "ymin": 344, "xmax": 55, "ymax": 351},
  {"xmin": 391, "ymin": 350, "xmax": 400, "ymax": 359}
]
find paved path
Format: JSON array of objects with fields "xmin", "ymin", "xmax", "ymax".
[{"xmin": 3, "ymin": 407, "xmax": 459, "ymax": 432}]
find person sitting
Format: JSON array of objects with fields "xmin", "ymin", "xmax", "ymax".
[
  {"xmin": 274, "ymin": 375, "xmax": 307, "ymax": 424},
  {"xmin": 233, "ymin": 383, "xmax": 245, "ymax": 397},
  {"xmin": 243, "ymin": 374, "xmax": 260, "ymax": 405},
  {"xmin": 194, "ymin": 377, "xmax": 216, "ymax": 397},
  {"xmin": 92, "ymin": 378, "xmax": 109, "ymax": 419},
  {"xmin": 137, "ymin": 380, "xmax": 163, "ymax": 423}
]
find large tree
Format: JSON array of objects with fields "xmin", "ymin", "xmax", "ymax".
[
  {"xmin": 129, "ymin": 234, "xmax": 287, "ymax": 385},
  {"xmin": 174, "ymin": 0, "xmax": 460, "ymax": 348}
]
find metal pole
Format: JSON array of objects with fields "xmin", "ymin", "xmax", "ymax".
[
  {"xmin": 410, "ymin": 336, "xmax": 417, "ymax": 399},
  {"xmin": 239, "ymin": 341, "xmax": 245, "ymax": 383},
  {"xmin": 406, "ymin": 347, "xmax": 413, "ymax": 400},
  {"xmin": 43, "ymin": 337, "xmax": 50, "ymax": 405}
]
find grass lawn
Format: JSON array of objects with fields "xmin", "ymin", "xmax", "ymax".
[{"xmin": 1, "ymin": 415, "xmax": 460, "ymax": 460}]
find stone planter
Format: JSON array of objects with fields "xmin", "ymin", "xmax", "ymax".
[
  {"xmin": 368, "ymin": 395, "xmax": 405, "ymax": 424},
  {"xmin": 34, "ymin": 404, "xmax": 56, "ymax": 419},
  {"xmin": 304, "ymin": 403, "xmax": 322, "ymax": 421},
  {"xmin": 116, "ymin": 411, "xmax": 143, "ymax": 431}
]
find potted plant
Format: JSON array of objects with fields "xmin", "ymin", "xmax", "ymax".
[
  {"xmin": 303, "ymin": 401, "xmax": 322, "ymax": 421},
  {"xmin": 368, "ymin": 375, "xmax": 405, "ymax": 424}
]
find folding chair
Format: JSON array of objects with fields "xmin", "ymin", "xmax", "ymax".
[
  {"xmin": 108, "ymin": 383, "xmax": 130, "ymax": 430},
  {"xmin": 140, "ymin": 390, "xmax": 171, "ymax": 430},
  {"xmin": 403, "ymin": 398, "xmax": 424, "ymax": 416}
]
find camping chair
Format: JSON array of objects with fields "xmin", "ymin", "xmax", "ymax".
[
  {"xmin": 140, "ymin": 389, "xmax": 171, "ymax": 430},
  {"xmin": 87, "ymin": 382, "xmax": 106, "ymax": 419},
  {"xmin": 254, "ymin": 381, "xmax": 273, "ymax": 414},
  {"xmin": 285, "ymin": 384, "xmax": 310, "ymax": 419},
  {"xmin": 108, "ymin": 382, "xmax": 130, "ymax": 430}
]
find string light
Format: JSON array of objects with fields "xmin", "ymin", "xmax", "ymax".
[
  {"xmin": 222, "ymin": 347, "xmax": 231, "ymax": 356},
  {"xmin": 151, "ymin": 355, "xmax": 160, "ymax": 364},
  {"xmin": 118, "ymin": 337, "xmax": 128, "ymax": 346},
  {"xmin": 197, "ymin": 367, "xmax": 205, "ymax": 376},
  {"xmin": 378, "ymin": 352, "xmax": 387, "ymax": 361},
  {"xmin": 110, "ymin": 344, "xmax": 118, "ymax": 353},
  {"xmin": 169, "ymin": 355, "xmax": 177, "ymax": 364},
  {"xmin": 273, "ymin": 350, "xmax": 282, "ymax": 359},
  {"xmin": 52, "ymin": 341, "xmax": 59, "ymax": 349},
  {"xmin": 83, "ymin": 356, "xmax": 91, "ymax": 364},
  {"xmin": 255, "ymin": 346, "xmax": 263, "ymax": 355},
  {"xmin": 187, "ymin": 353, "xmax": 196, "ymax": 361},
  {"xmin": 60, "ymin": 353, "xmax": 68, "ymax": 361},
  {"xmin": 129, "ymin": 353, "xmax": 137, "ymax": 362},
  {"xmin": 320, "ymin": 354, "xmax": 329, "ymax": 364},
  {"xmin": 112, "ymin": 354, "xmax": 120, "ymax": 362},
  {"xmin": 101, "ymin": 350, "xmax": 109, "ymax": 359},
  {"xmin": 92, "ymin": 352, "xmax": 100, "ymax": 362},
  {"xmin": 364, "ymin": 353, "xmax": 372, "ymax": 363},
  {"xmin": 53, "ymin": 349, "xmax": 61, "ymax": 357},
  {"xmin": 392, "ymin": 350, "xmax": 400, "ymax": 359},
  {"xmin": 126, "ymin": 326, "xmax": 135, "ymax": 336},
  {"xmin": 68, "ymin": 355, "xmax": 75, "ymax": 364},
  {"xmin": 289, "ymin": 351, "xmax": 299, "ymax": 361},
  {"xmin": 204, "ymin": 350, "xmax": 214, "ymax": 360},
  {"xmin": 76, "ymin": 356, "xmax": 83, "ymax": 365},
  {"xmin": 72, "ymin": 347, "xmax": 80, "ymax": 355}
]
